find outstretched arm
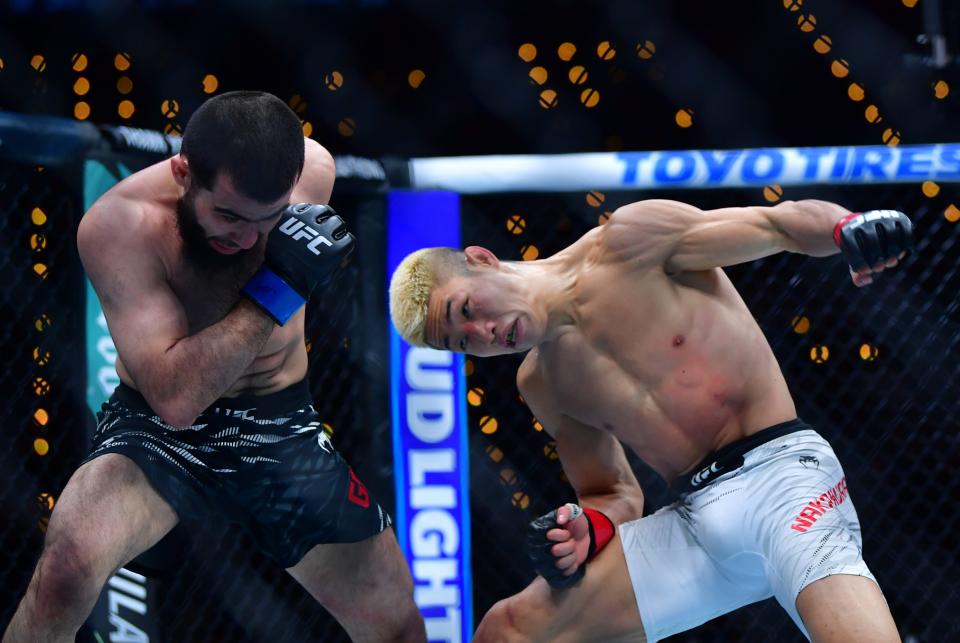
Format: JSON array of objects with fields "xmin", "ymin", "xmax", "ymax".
[{"xmin": 606, "ymin": 199, "xmax": 912, "ymax": 286}]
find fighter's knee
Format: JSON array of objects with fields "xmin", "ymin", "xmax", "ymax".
[
  {"xmin": 33, "ymin": 534, "xmax": 104, "ymax": 616},
  {"xmin": 474, "ymin": 598, "xmax": 526, "ymax": 643}
]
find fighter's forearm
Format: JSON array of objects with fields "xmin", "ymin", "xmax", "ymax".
[
  {"xmin": 141, "ymin": 298, "xmax": 275, "ymax": 427},
  {"xmin": 770, "ymin": 199, "xmax": 850, "ymax": 257}
]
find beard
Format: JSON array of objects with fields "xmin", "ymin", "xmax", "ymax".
[{"xmin": 174, "ymin": 190, "xmax": 263, "ymax": 278}]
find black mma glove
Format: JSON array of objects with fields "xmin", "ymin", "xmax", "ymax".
[
  {"xmin": 833, "ymin": 210, "xmax": 913, "ymax": 273},
  {"xmin": 527, "ymin": 503, "xmax": 615, "ymax": 589},
  {"xmin": 242, "ymin": 203, "xmax": 355, "ymax": 325}
]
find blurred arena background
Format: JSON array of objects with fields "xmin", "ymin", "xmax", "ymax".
[{"xmin": 1, "ymin": 1, "xmax": 958, "ymax": 641}]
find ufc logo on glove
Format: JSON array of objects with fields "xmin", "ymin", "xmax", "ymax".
[{"xmin": 279, "ymin": 214, "xmax": 334, "ymax": 255}]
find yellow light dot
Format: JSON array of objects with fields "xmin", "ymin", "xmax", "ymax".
[
  {"xmin": 33, "ymin": 408, "xmax": 49, "ymax": 426},
  {"xmin": 114, "ymin": 52, "xmax": 131, "ymax": 71},
  {"xmin": 30, "ymin": 54, "xmax": 46, "ymax": 72},
  {"xmin": 71, "ymin": 53, "xmax": 87, "ymax": 72},
  {"xmin": 511, "ymin": 491, "xmax": 530, "ymax": 509},
  {"xmin": 636, "ymin": 40, "xmax": 656, "ymax": 59},
  {"xmin": 902, "ymin": 0, "xmax": 918, "ymax": 7},
  {"xmin": 580, "ymin": 87, "xmax": 600, "ymax": 108},
  {"xmin": 37, "ymin": 493, "xmax": 55, "ymax": 510},
  {"xmin": 118, "ymin": 100, "xmax": 135, "ymax": 119},
  {"xmin": 809, "ymin": 345, "xmax": 830, "ymax": 363},
  {"xmin": 783, "ymin": 0, "xmax": 803, "ymax": 10},
  {"xmin": 467, "ymin": 387, "xmax": 485, "ymax": 406},
  {"xmin": 30, "ymin": 233, "xmax": 47, "ymax": 251},
  {"xmin": 202, "ymin": 74, "xmax": 218, "ymax": 94},
  {"xmin": 859, "ymin": 343, "xmax": 878, "ymax": 361},
  {"xmin": 532, "ymin": 418, "xmax": 543, "ymax": 432},
  {"xmin": 518, "ymin": 43, "xmax": 537, "ymax": 63},
  {"xmin": 499, "ymin": 468, "xmax": 517, "ymax": 486},
  {"xmin": 337, "ymin": 117, "xmax": 356, "ymax": 137},
  {"xmin": 813, "ymin": 34, "xmax": 832, "ymax": 54},
  {"xmin": 506, "ymin": 214, "xmax": 526, "ymax": 235},
  {"xmin": 73, "ymin": 77, "xmax": 89, "ymax": 96},
  {"xmin": 933, "ymin": 80, "xmax": 949, "ymax": 99},
  {"xmin": 831, "ymin": 59, "xmax": 850, "ymax": 78},
  {"xmin": 945, "ymin": 204, "xmax": 960, "ymax": 222},
  {"xmin": 31, "ymin": 207, "xmax": 47, "ymax": 225},
  {"xmin": 34, "ymin": 314, "xmax": 52, "ymax": 331},
  {"xmin": 0, "ymin": 57, "xmax": 4, "ymax": 71},
  {"xmin": 163, "ymin": 123, "xmax": 183, "ymax": 137},
  {"xmin": 34, "ymin": 438, "xmax": 49, "ymax": 456},
  {"xmin": 557, "ymin": 42, "xmax": 577, "ymax": 62},
  {"xmin": 543, "ymin": 441, "xmax": 558, "ymax": 460},
  {"xmin": 74, "ymin": 101, "xmax": 91, "ymax": 120},
  {"xmin": 480, "ymin": 416, "xmax": 498, "ymax": 434},
  {"xmin": 465, "ymin": 359, "xmax": 474, "ymax": 376},
  {"xmin": 922, "ymin": 181, "xmax": 940, "ymax": 198},
  {"xmin": 520, "ymin": 244, "xmax": 539, "ymax": 261},
  {"xmin": 538, "ymin": 89, "xmax": 558, "ymax": 109},
  {"xmin": 864, "ymin": 104, "xmax": 881, "ymax": 123},
  {"xmin": 567, "ymin": 65, "xmax": 588, "ymax": 85},
  {"xmin": 598, "ymin": 212, "xmax": 611, "ymax": 226},
  {"xmin": 848, "ymin": 82, "xmax": 865, "ymax": 101},
  {"xmin": 596, "ymin": 41, "xmax": 616, "ymax": 60},
  {"xmin": 797, "ymin": 13, "xmax": 817, "ymax": 32},
  {"xmin": 324, "ymin": 71, "xmax": 344, "ymax": 91},
  {"xmin": 528, "ymin": 66, "xmax": 548, "ymax": 85},
  {"xmin": 302, "ymin": 121, "xmax": 313, "ymax": 137},
  {"xmin": 586, "ymin": 191, "xmax": 605, "ymax": 207},
  {"xmin": 675, "ymin": 108, "xmax": 694, "ymax": 128},
  {"xmin": 763, "ymin": 184, "xmax": 784, "ymax": 202},
  {"xmin": 408, "ymin": 69, "xmax": 426, "ymax": 89},
  {"xmin": 882, "ymin": 128, "xmax": 901, "ymax": 146},
  {"xmin": 321, "ymin": 422, "xmax": 334, "ymax": 435},
  {"xmin": 33, "ymin": 377, "xmax": 51, "ymax": 396},
  {"xmin": 33, "ymin": 263, "xmax": 48, "ymax": 280},
  {"xmin": 161, "ymin": 99, "xmax": 179, "ymax": 118},
  {"xmin": 792, "ymin": 316, "xmax": 811, "ymax": 334},
  {"xmin": 116, "ymin": 76, "xmax": 133, "ymax": 95},
  {"xmin": 33, "ymin": 347, "xmax": 51, "ymax": 366},
  {"xmin": 289, "ymin": 94, "xmax": 307, "ymax": 114},
  {"xmin": 485, "ymin": 445, "xmax": 503, "ymax": 462}
]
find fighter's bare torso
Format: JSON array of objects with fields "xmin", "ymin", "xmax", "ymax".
[
  {"xmin": 521, "ymin": 209, "xmax": 797, "ymax": 481},
  {"xmin": 92, "ymin": 153, "xmax": 328, "ymax": 398}
]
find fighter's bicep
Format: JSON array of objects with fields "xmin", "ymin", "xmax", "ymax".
[{"xmin": 79, "ymin": 213, "xmax": 188, "ymax": 387}]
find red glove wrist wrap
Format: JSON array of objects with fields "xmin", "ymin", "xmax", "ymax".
[
  {"xmin": 833, "ymin": 212, "xmax": 861, "ymax": 247},
  {"xmin": 584, "ymin": 508, "xmax": 615, "ymax": 561}
]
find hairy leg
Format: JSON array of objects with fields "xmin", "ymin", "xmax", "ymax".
[
  {"xmin": 474, "ymin": 534, "xmax": 646, "ymax": 643},
  {"xmin": 796, "ymin": 574, "xmax": 900, "ymax": 643},
  {"xmin": 287, "ymin": 528, "xmax": 426, "ymax": 643},
  {"xmin": 3, "ymin": 454, "xmax": 178, "ymax": 643}
]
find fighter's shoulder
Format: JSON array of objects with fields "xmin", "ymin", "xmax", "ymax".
[
  {"xmin": 293, "ymin": 138, "xmax": 335, "ymax": 203},
  {"xmin": 600, "ymin": 199, "xmax": 703, "ymax": 257},
  {"xmin": 517, "ymin": 349, "xmax": 561, "ymax": 417},
  {"xmin": 78, "ymin": 193, "xmax": 160, "ymax": 273}
]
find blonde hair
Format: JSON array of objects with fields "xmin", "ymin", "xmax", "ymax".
[{"xmin": 389, "ymin": 247, "xmax": 466, "ymax": 346}]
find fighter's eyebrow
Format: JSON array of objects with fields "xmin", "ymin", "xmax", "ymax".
[
  {"xmin": 442, "ymin": 299, "xmax": 452, "ymax": 350},
  {"xmin": 213, "ymin": 205, "xmax": 287, "ymax": 223}
]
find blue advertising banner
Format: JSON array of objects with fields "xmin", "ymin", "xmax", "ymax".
[{"xmin": 387, "ymin": 191, "xmax": 472, "ymax": 642}]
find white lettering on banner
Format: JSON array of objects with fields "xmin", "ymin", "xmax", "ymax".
[
  {"xmin": 414, "ymin": 560, "xmax": 462, "ymax": 643},
  {"xmin": 94, "ymin": 312, "xmax": 120, "ymax": 397},
  {"xmin": 107, "ymin": 568, "xmax": 149, "ymax": 642},
  {"xmin": 404, "ymin": 345, "xmax": 462, "ymax": 642}
]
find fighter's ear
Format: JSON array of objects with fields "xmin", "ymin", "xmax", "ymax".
[
  {"xmin": 464, "ymin": 245, "xmax": 500, "ymax": 269},
  {"xmin": 170, "ymin": 155, "xmax": 191, "ymax": 192}
]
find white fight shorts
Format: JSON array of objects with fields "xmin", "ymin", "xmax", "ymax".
[{"xmin": 619, "ymin": 420, "xmax": 878, "ymax": 641}]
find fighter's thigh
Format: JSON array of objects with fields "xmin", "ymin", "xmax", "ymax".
[
  {"xmin": 796, "ymin": 575, "xmax": 900, "ymax": 643},
  {"xmin": 43, "ymin": 453, "xmax": 178, "ymax": 578},
  {"xmin": 476, "ymin": 535, "xmax": 645, "ymax": 643},
  {"xmin": 287, "ymin": 528, "xmax": 418, "ymax": 625}
]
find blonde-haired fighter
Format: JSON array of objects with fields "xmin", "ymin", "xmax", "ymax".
[{"xmin": 390, "ymin": 199, "xmax": 910, "ymax": 642}]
